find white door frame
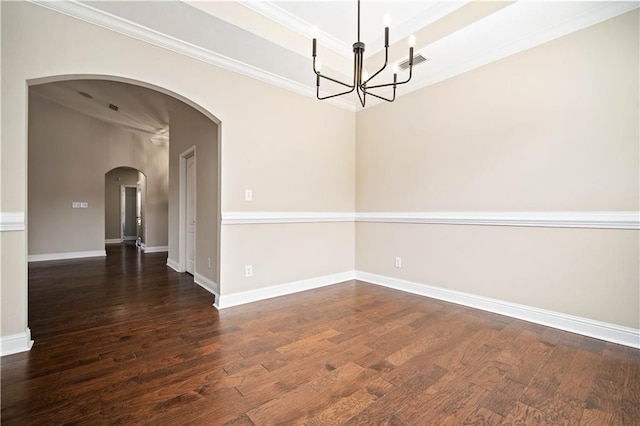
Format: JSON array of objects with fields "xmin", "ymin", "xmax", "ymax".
[
  {"xmin": 120, "ymin": 184, "xmax": 138, "ymax": 241},
  {"xmin": 178, "ymin": 146, "xmax": 196, "ymax": 273}
]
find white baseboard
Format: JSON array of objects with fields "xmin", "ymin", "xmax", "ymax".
[
  {"xmin": 166, "ymin": 258, "xmax": 181, "ymax": 272},
  {"xmin": 105, "ymin": 238, "xmax": 122, "ymax": 244},
  {"xmin": 195, "ymin": 273, "xmax": 220, "ymax": 298},
  {"xmin": 122, "ymin": 236, "xmax": 137, "ymax": 241},
  {"xmin": 143, "ymin": 245, "xmax": 168, "ymax": 253},
  {"xmin": 1, "ymin": 329, "xmax": 34, "ymax": 356},
  {"xmin": 215, "ymin": 271, "xmax": 355, "ymax": 310},
  {"xmin": 356, "ymin": 271, "xmax": 640, "ymax": 349},
  {"xmin": 28, "ymin": 250, "xmax": 107, "ymax": 262}
]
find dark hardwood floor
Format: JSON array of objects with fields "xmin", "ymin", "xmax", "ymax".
[{"xmin": 1, "ymin": 243, "xmax": 639, "ymax": 424}]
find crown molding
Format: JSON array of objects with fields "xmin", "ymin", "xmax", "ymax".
[
  {"xmin": 27, "ymin": 1, "xmax": 638, "ymax": 112},
  {"xmin": 239, "ymin": 1, "xmax": 350, "ymax": 58},
  {"xmin": 27, "ymin": 0, "xmax": 356, "ymax": 111}
]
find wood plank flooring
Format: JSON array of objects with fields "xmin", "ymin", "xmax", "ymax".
[{"xmin": 2, "ymin": 243, "xmax": 639, "ymax": 424}]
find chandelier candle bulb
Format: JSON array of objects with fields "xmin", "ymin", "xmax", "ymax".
[{"xmin": 409, "ymin": 34, "xmax": 416, "ymax": 47}]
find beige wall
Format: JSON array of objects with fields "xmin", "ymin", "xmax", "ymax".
[
  {"xmin": 357, "ymin": 223, "xmax": 639, "ymax": 328},
  {"xmin": 356, "ymin": 10, "xmax": 639, "ymax": 329},
  {"xmin": 105, "ymin": 167, "xmax": 140, "ymax": 241},
  {"xmin": 1, "ymin": 2, "xmax": 355, "ymax": 339},
  {"xmin": 357, "ymin": 10, "xmax": 638, "ymax": 212},
  {"xmin": 28, "ymin": 93, "xmax": 168, "ymax": 255},
  {"xmin": 222, "ymin": 222, "xmax": 355, "ymax": 294},
  {"xmin": 168, "ymin": 103, "xmax": 220, "ymax": 288}
]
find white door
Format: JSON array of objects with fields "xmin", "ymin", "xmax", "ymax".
[{"xmin": 186, "ymin": 155, "xmax": 196, "ymax": 274}]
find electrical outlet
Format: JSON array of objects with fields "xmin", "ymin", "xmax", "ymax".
[
  {"xmin": 395, "ymin": 257, "xmax": 402, "ymax": 268},
  {"xmin": 245, "ymin": 265, "xmax": 253, "ymax": 277}
]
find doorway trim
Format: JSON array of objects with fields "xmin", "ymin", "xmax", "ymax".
[{"xmin": 178, "ymin": 146, "xmax": 197, "ymax": 273}]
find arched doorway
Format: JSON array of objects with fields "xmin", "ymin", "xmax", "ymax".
[
  {"xmin": 26, "ymin": 76, "xmax": 222, "ymax": 338},
  {"xmin": 105, "ymin": 167, "xmax": 147, "ymax": 248}
]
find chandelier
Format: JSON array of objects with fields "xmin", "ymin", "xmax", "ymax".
[{"xmin": 312, "ymin": 0, "xmax": 415, "ymax": 107}]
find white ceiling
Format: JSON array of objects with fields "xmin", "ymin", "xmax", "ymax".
[
  {"xmin": 31, "ymin": 80, "xmax": 178, "ymax": 145},
  {"xmin": 29, "ymin": 0, "xmax": 639, "ymax": 136}
]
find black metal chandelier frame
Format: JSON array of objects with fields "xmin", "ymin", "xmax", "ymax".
[{"xmin": 312, "ymin": 0, "xmax": 415, "ymax": 107}]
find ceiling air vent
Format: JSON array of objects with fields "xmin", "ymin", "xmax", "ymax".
[
  {"xmin": 108, "ymin": 103, "xmax": 119, "ymax": 112},
  {"xmin": 78, "ymin": 91, "xmax": 93, "ymax": 99},
  {"xmin": 398, "ymin": 54, "xmax": 428, "ymax": 71}
]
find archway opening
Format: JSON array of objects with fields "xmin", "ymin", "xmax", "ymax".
[{"xmin": 27, "ymin": 75, "xmax": 222, "ymax": 341}]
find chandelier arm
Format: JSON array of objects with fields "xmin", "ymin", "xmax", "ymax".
[
  {"xmin": 356, "ymin": 81, "xmax": 366, "ymax": 107},
  {"xmin": 363, "ymin": 88, "xmax": 396, "ymax": 103},
  {"xmin": 317, "ymin": 73, "xmax": 355, "ymax": 89},
  {"xmin": 356, "ymin": 89, "xmax": 366, "ymax": 107},
  {"xmin": 365, "ymin": 76, "xmax": 401, "ymax": 90},
  {"xmin": 363, "ymin": 46, "xmax": 389, "ymax": 86},
  {"xmin": 315, "ymin": 53, "xmax": 352, "ymax": 88},
  {"xmin": 317, "ymin": 85, "xmax": 356, "ymax": 100},
  {"xmin": 393, "ymin": 65, "xmax": 413, "ymax": 86},
  {"xmin": 316, "ymin": 47, "xmax": 360, "ymax": 100}
]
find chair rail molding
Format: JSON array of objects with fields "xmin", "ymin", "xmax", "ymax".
[
  {"xmin": 221, "ymin": 211, "xmax": 639, "ymax": 229},
  {"xmin": 222, "ymin": 211, "xmax": 356, "ymax": 225},
  {"xmin": 356, "ymin": 211, "xmax": 640, "ymax": 230},
  {"xmin": 0, "ymin": 212, "xmax": 25, "ymax": 231}
]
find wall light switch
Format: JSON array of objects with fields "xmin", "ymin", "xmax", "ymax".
[
  {"xmin": 244, "ymin": 189, "xmax": 253, "ymax": 201},
  {"xmin": 72, "ymin": 202, "xmax": 79, "ymax": 208},
  {"xmin": 80, "ymin": 202, "xmax": 88, "ymax": 208},
  {"xmin": 395, "ymin": 257, "xmax": 402, "ymax": 268}
]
